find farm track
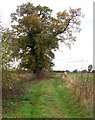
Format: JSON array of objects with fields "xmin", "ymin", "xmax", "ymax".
[
  {"xmin": 31, "ymin": 80, "xmax": 65, "ymax": 118},
  {"xmin": 3, "ymin": 77, "xmax": 93, "ymax": 118}
]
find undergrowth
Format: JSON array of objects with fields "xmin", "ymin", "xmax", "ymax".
[{"xmin": 2, "ymin": 73, "xmax": 93, "ymax": 118}]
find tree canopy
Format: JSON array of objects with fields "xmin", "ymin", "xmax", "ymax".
[
  {"xmin": 88, "ymin": 64, "xmax": 92, "ymax": 73},
  {"xmin": 1, "ymin": 26, "xmax": 14, "ymax": 70},
  {"xmin": 10, "ymin": 2, "xmax": 83, "ymax": 74}
]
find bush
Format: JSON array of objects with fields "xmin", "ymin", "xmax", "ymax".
[{"xmin": 2, "ymin": 69, "xmax": 26, "ymax": 103}]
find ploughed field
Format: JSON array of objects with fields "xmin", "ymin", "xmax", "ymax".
[{"xmin": 3, "ymin": 73, "xmax": 93, "ymax": 118}]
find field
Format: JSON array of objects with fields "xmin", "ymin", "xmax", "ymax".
[
  {"xmin": 67, "ymin": 73, "xmax": 93, "ymax": 102},
  {"xmin": 2, "ymin": 73, "xmax": 94, "ymax": 118}
]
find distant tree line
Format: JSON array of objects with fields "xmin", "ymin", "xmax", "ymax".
[
  {"xmin": 53, "ymin": 70, "xmax": 65, "ymax": 73},
  {"xmin": 53, "ymin": 64, "xmax": 95, "ymax": 73}
]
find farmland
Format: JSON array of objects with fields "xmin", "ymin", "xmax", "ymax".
[
  {"xmin": 2, "ymin": 72, "xmax": 94, "ymax": 118},
  {"xmin": 1, "ymin": 1, "xmax": 94, "ymax": 119}
]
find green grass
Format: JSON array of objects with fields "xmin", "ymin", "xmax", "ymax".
[
  {"xmin": 68, "ymin": 73, "xmax": 94, "ymax": 78},
  {"xmin": 3, "ymin": 74, "xmax": 93, "ymax": 118},
  {"xmin": 68, "ymin": 73, "xmax": 93, "ymax": 83}
]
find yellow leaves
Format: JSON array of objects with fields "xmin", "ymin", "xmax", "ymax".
[
  {"xmin": 34, "ymin": 27, "xmax": 37, "ymax": 31},
  {"xmin": 57, "ymin": 11, "xmax": 61, "ymax": 18},
  {"xmin": 10, "ymin": 2, "xmax": 83, "ymax": 73},
  {"xmin": 69, "ymin": 8, "xmax": 83, "ymax": 18},
  {"xmin": 57, "ymin": 10, "xmax": 69, "ymax": 20},
  {"xmin": 35, "ymin": 33, "xmax": 46, "ymax": 44},
  {"xmin": 61, "ymin": 11, "xmax": 68, "ymax": 17},
  {"xmin": 76, "ymin": 21, "xmax": 81, "ymax": 25},
  {"xmin": 77, "ymin": 8, "xmax": 81, "ymax": 11},
  {"xmin": 52, "ymin": 18, "xmax": 60, "ymax": 27},
  {"xmin": 22, "ymin": 13, "xmax": 42, "ymax": 30}
]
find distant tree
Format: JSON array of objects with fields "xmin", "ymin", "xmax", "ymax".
[
  {"xmin": 92, "ymin": 70, "xmax": 95, "ymax": 73},
  {"xmin": 66, "ymin": 70, "xmax": 70, "ymax": 73},
  {"xmin": 88, "ymin": 64, "xmax": 92, "ymax": 73},
  {"xmin": 81, "ymin": 69, "xmax": 87, "ymax": 73},
  {"xmin": 10, "ymin": 2, "xmax": 83, "ymax": 76},
  {"xmin": 73, "ymin": 69, "xmax": 78, "ymax": 73}
]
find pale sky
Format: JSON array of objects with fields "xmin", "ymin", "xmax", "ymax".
[{"xmin": 0, "ymin": 0, "xmax": 94, "ymax": 71}]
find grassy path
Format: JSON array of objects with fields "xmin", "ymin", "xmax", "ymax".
[{"xmin": 3, "ymin": 78, "xmax": 93, "ymax": 118}]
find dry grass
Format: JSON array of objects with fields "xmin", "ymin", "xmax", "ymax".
[{"xmin": 61, "ymin": 73, "xmax": 93, "ymax": 110}]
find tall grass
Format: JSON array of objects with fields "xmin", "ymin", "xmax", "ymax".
[{"xmin": 64, "ymin": 73, "xmax": 93, "ymax": 110}]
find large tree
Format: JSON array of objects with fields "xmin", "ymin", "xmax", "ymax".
[{"xmin": 10, "ymin": 2, "xmax": 83, "ymax": 74}]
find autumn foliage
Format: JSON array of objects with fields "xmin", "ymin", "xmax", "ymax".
[{"xmin": 10, "ymin": 2, "xmax": 83, "ymax": 75}]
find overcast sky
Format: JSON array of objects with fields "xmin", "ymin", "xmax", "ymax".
[{"xmin": 0, "ymin": 0, "xmax": 94, "ymax": 71}]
